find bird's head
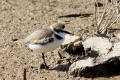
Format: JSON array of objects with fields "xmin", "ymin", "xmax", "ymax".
[{"xmin": 50, "ymin": 23, "xmax": 73, "ymax": 35}]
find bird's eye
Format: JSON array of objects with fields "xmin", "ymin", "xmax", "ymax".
[{"xmin": 62, "ymin": 25, "xmax": 65, "ymax": 29}]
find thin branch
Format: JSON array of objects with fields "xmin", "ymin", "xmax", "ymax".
[
  {"xmin": 107, "ymin": 14, "xmax": 120, "ymax": 28},
  {"xmin": 100, "ymin": 8, "xmax": 115, "ymax": 33},
  {"xmin": 115, "ymin": 0, "xmax": 120, "ymax": 14},
  {"xmin": 94, "ymin": 0, "xmax": 109, "ymax": 34},
  {"xmin": 99, "ymin": 2, "xmax": 113, "ymax": 33},
  {"xmin": 23, "ymin": 68, "xmax": 27, "ymax": 80},
  {"xmin": 108, "ymin": 28, "xmax": 120, "ymax": 30},
  {"xmin": 100, "ymin": 14, "xmax": 120, "ymax": 33},
  {"xmin": 99, "ymin": 0, "xmax": 120, "ymax": 33},
  {"xmin": 102, "ymin": 1, "xmax": 114, "ymax": 18},
  {"xmin": 94, "ymin": 0, "xmax": 98, "ymax": 28},
  {"xmin": 98, "ymin": 1, "xmax": 109, "ymax": 28},
  {"xmin": 97, "ymin": 8, "xmax": 106, "ymax": 28}
]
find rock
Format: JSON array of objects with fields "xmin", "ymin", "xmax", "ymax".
[
  {"xmin": 67, "ymin": 34, "xmax": 120, "ymax": 77},
  {"xmin": 63, "ymin": 34, "xmax": 80, "ymax": 45}
]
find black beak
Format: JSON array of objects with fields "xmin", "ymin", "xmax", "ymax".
[{"xmin": 61, "ymin": 30, "xmax": 73, "ymax": 35}]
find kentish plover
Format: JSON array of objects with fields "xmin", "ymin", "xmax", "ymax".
[{"xmin": 14, "ymin": 22, "xmax": 72, "ymax": 68}]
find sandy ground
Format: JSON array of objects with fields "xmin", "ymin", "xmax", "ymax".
[{"xmin": 0, "ymin": 0, "xmax": 120, "ymax": 80}]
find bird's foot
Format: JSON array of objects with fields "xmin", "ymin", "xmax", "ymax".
[{"xmin": 40, "ymin": 63, "xmax": 49, "ymax": 69}]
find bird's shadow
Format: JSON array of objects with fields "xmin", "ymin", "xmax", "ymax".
[
  {"xmin": 58, "ymin": 13, "xmax": 92, "ymax": 18},
  {"xmin": 48, "ymin": 57, "xmax": 120, "ymax": 78},
  {"xmin": 49, "ymin": 63, "xmax": 71, "ymax": 72}
]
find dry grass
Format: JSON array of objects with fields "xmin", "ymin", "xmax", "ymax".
[{"xmin": 94, "ymin": 0, "xmax": 120, "ymax": 34}]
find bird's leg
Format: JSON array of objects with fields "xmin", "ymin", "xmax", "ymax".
[
  {"xmin": 42, "ymin": 53, "xmax": 47, "ymax": 66},
  {"xmin": 41, "ymin": 53, "xmax": 49, "ymax": 69},
  {"xmin": 58, "ymin": 51, "xmax": 63, "ymax": 59}
]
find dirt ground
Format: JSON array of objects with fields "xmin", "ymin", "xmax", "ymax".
[{"xmin": 0, "ymin": 0, "xmax": 120, "ymax": 80}]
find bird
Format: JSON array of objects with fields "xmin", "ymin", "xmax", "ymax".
[{"xmin": 14, "ymin": 22, "xmax": 73, "ymax": 69}]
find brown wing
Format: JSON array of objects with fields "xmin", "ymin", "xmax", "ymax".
[
  {"xmin": 33, "ymin": 37, "xmax": 54, "ymax": 45},
  {"xmin": 23, "ymin": 27, "xmax": 53, "ymax": 44}
]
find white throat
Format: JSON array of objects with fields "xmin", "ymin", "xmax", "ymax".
[{"xmin": 50, "ymin": 25, "xmax": 54, "ymax": 31}]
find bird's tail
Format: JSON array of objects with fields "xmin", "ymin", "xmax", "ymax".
[{"xmin": 12, "ymin": 38, "xmax": 25, "ymax": 43}]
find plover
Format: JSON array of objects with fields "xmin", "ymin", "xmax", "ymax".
[{"xmin": 14, "ymin": 22, "xmax": 72, "ymax": 68}]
